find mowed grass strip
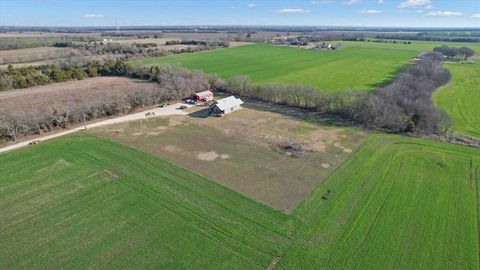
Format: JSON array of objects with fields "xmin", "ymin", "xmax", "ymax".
[
  {"xmin": 130, "ymin": 43, "xmax": 416, "ymax": 92},
  {"xmin": 0, "ymin": 135, "xmax": 294, "ymax": 269},
  {"xmin": 434, "ymin": 62, "xmax": 480, "ymax": 139},
  {"xmin": 280, "ymin": 135, "xmax": 480, "ymax": 269}
]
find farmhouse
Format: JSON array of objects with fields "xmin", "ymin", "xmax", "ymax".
[
  {"xmin": 192, "ymin": 90, "xmax": 214, "ymax": 102},
  {"xmin": 209, "ymin": 96, "xmax": 244, "ymax": 116}
]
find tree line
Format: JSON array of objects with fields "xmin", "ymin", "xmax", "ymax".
[
  {"xmin": 433, "ymin": 45, "xmax": 475, "ymax": 60},
  {"xmin": 0, "ymin": 48, "xmax": 463, "ymax": 141},
  {"xmin": 219, "ymin": 52, "xmax": 453, "ymax": 134},
  {"xmin": 0, "ymin": 64, "xmax": 214, "ymax": 142},
  {"xmin": 0, "ymin": 60, "xmax": 127, "ymax": 91},
  {"xmin": 0, "ymin": 41, "xmax": 228, "ymax": 92},
  {"xmin": 165, "ymin": 39, "xmax": 230, "ymax": 48}
]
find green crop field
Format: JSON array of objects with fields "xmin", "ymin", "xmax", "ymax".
[
  {"xmin": 0, "ymin": 135, "xmax": 293, "ymax": 269},
  {"xmin": 2, "ymin": 133, "xmax": 479, "ymax": 269},
  {"xmin": 280, "ymin": 135, "xmax": 480, "ymax": 269},
  {"xmin": 130, "ymin": 43, "xmax": 416, "ymax": 92},
  {"xmin": 434, "ymin": 62, "xmax": 480, "ymax": 139},
  {"xmin": 336, "ymin": 39, "xmax": 480, "ymax": 54}
]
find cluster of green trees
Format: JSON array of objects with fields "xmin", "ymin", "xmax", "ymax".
[
  {"xmin": 0, "ymin": 60, "xmax": 130, "ymax": 91},
  {"xmin": 0, "ymin": 36, "xmax": 99, "ymax": 50},
  {"xmin": 433, "ymin": 45, "xmax": 475, "ymax": 60},
  {"xmin": 165, "ymin": 39, "xmax": 230, "ymax": 48},
  {"xmin": 0, "ymin": 64, "xmax": 214, "ymax": 141}
]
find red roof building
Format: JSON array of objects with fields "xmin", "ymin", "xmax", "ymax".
[{"xmin": 192, "ymin": 90, "xmax": 214, "ymax": 102}]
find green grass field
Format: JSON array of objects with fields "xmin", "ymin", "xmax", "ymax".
[
  {"xmin": 0, "ymin": 135, "xmax": 294, "ymax": 269},
  {"xmin": 434, "ymin": 62, "xmax": 480, "ymax": 139},
  {"xmin": 131, "ymin": 43, "xmax": 417, "ymax": 92},
  {"xmin": 2, "ymin": 133, "xmax": 479, "ymax": 269},
  {"xmin": 336, "ymin": 39, "xmax": 480, "ymax": 54},
  {"xmin": 280, "ymin": 135, "xmax": 480, "ymax": 269}
]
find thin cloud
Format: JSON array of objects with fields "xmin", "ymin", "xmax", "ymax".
[
  {"xmin": 359, "ymin": 9, "xmax": 382, "ymax": 14},
  {"xmin": 378, "ymin": 0, "xmax": 384, "ymax": 3},
  {"xmin": 275, "ymin": 8, "xmax": 311, "ymax": 13},
  {"xmin": 473, "ymin": 13, "xmax": 480, "ymax": 18},
  {"xmin": 344, "ymin": 0, "xmax": 361, "ymax": 5},
  {"xmin": 247, "ymin": 3, "xmax": 257, "ymax": 8},
  {"xmin": 427, "ymin": 11, "xmax": 463, "ymax": 17},
  {"xmin": 311, "ymin": 0, "xmax": 334, "ymax": 4},
  {"xmin": 83, "ymin": 14, "xmax": 103, "ymax": 18},
  {"xmin": 399, "ymin": 0, "xmax": 430, "ymax": 8}
]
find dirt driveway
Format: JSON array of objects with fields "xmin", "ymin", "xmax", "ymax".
[{"xmin": 0, "ymin": 103, "xmax": 191, "ymax": 154}]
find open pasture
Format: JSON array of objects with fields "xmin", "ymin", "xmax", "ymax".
[
  {"xmin": 434, "ymin": 62, "xmax": 480, "ymax": 139},
  {"xmin": 336, "ymin": 39, "xmax": 480, "ymax": 54},
  {"xmin": 91, "ymin": 105, "xmax": 366, "ymax": 212},
  {"xmin": 131, "ymin": 43, "xmax": 416, "ymax": 92},
  {"xmin": 0, "ymin": 46, "xmax": 77, "ymax": 65},
  {"xmin": 281, "ymin": 135, "xmax": 480, "ymax": 269},
  {"xmin": 0, "ymin": 135, "xmax": 293, "ymax": 269}
]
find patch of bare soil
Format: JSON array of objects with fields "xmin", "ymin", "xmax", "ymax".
[
  {"xmin": 333, "ymin": 142, "xmax": 353, "ymax": 153},
  {"xmin": 197, "ymin": 151, "xmax": 219, "ymax": 161},
  {"xmin": 196, "ymin": 151, "xmax": 230, "ymax": 161},
  {"xmin": 163, "ymin": 145, "xmax": 179, "ymax": 152},
  {"xmin": 103, "ymin": 169, "xmax": 119, "ymax": 179},
  {"xmin": 271, "ymin": 141, "xmax": 307, "ymax": 158},
  {"xmin": 267, "ymin": 256, "xmax": 282, "ymax": 270},
  {"xmin": 321, "ymin": 163, "xmax": 331, "ymax": 169}
]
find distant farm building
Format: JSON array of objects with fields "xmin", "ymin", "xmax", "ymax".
[
  {"xmin": 319, "ymin": 43, "xmax": 333, "ymax": 49},
  {"xmin": 209, "ymin": 96, "xmax": 244, "ymax": 116},
  {"xmin": 192, "ymin": 90, "xmax": 214, "ymax": 102}
]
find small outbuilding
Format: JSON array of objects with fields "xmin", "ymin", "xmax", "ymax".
[
  {"xmin": 209, "ymin": 96, "xmax": 244, "ymax": 116},
  {"xmin": 192, "ymin": 90, "xmax": 214, "ymax": 102}
]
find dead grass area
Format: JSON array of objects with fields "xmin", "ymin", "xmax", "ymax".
[
  {"xmin": 91, "ymin": 104, "xmax": 366, "ymax": 212},
  {"xmin": 0, "ymin": 77, "xmax": 160, "ymax": 147},
  {"xmin": 0, "ymin": 76, "xmax": 158, "ymax": 101},
  {"xmin": 0, "ymin": 32, "xmax": 101, "ymax": 38},
  {"xmin": 0, "ymin": 46, "xmax": 77, "ymax": 65}
]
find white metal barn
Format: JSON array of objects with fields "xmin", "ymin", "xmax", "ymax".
[{"xmin": 209, "ymin": 96, "xmax": 244, "ymax": 116}]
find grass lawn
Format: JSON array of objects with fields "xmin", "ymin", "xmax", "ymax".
[
  {"xmin": 0, "ymin": 135, "xmax": 293, "ymax": 269},
  {"xmin": 434, "ymin": 62, "xmax": 480, "ymax": 139},
  {"xmin": 280, "ymin": 135, "xmax": 480, "ymax": 269},
  {"xmin": 90, "ymin": 106, "xmax": 366, "ymax": 212},
  {"xmin": 130, "ymin": 43, "xmax": 416, "ymax": 92}
]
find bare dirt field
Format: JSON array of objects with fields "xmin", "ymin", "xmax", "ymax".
[{"xmin": 91, "ymin": 103, "xmax": 366, "ymax": 212}]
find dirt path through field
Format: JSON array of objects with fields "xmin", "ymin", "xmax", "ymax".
[{"xmin": 0, "ymin": 103, "xmax": 191, "ymax": 154}]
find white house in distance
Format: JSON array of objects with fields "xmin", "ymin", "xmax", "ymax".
[{"xmin": 209, "ymin": 96, "xmax": 244, "ymax": 116}]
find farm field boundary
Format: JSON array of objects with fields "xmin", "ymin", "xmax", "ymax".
[{"xmin": 280, "ymin": 134, "xmax": 480, "ymax": 269}]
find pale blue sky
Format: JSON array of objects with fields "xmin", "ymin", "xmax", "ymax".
[{"xmin": 0, "ymin": 0, "xmax": 479, "ymax": 28}]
